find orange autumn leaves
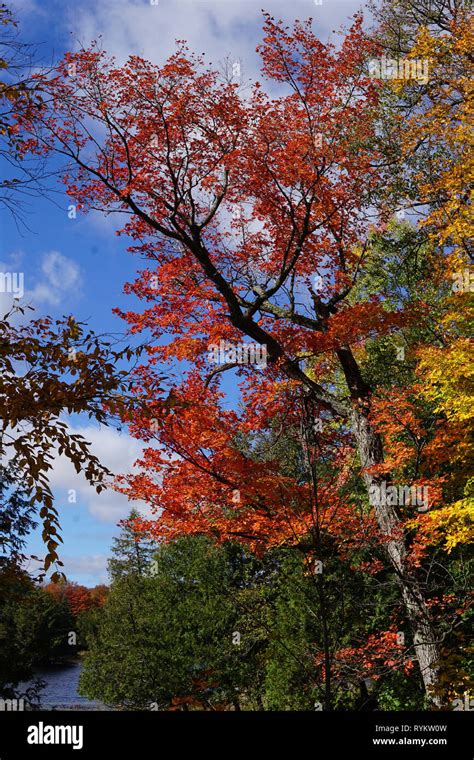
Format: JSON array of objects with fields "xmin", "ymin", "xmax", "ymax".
[
  {"xmin": 43, "ymin": 581, "xmax": 107, "ymax": 617},
  {"xmin": 117, "ymin": 376, "xmax": 375, "ymax": 555},
  {"xmin": 16, "ymin": 10, "xmax": 471, "ymax": 578}
]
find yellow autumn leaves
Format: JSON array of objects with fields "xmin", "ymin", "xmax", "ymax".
[
  {"xmin": 394, "ymin": 12, "xmax": 473, "ymax": 555},
  {"xmin": 397, "ymin": 16, "xmax": 473, "ymax": 265}
]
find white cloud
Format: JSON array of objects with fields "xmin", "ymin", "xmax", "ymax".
[
  {"xmin": 61, "ymin": 554, "xmax": 109, "ymax": 584},
  {"xmin": 0, "ymin": 250, "xmax": 83, "ymax": 316},
  {"xmin": 48, "ymin": 423, "xmax": 150, "ymax": 523},
  {"xmin": 67, "ymin": 0, "xmax": 365, "ymax": 83},
  {"xmin": 26, "ymin": 250, "xmax": 82, "ymax": 307},
  {"xmin": 24, "ymin": 553, "xmax": 109, "ymax": 585},
  {"xmin": 41, "ymin": 250, "xmax": 80, "ymax": 290}
]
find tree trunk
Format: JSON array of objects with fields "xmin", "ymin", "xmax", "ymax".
[{"xmin": 336, "ymin": 348, "xmax": 442, "ymax": 706}]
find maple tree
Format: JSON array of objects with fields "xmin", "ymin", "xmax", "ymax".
[{"xmin": 15, "ymin": 9, "xmax": 473, "ymax": 704}]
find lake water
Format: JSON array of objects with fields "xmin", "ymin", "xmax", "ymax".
[{"xmin": 22, "ymin": 661, "xmax": 107, "ymax": 711}]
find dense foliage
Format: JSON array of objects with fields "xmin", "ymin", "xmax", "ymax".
[{"xmin": 1, "ymin": 0, "xmax": 472, "ymax": 711}]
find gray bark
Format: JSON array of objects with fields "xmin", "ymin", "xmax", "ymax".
[{"xmin": 351, "ymin": 403, "xmax": 442, "ymax": 706}]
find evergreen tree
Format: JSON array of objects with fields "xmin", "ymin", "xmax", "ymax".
[
  {"xmin": 107, "ymin": 509, "xmax": 158, "ymax": 580},
  {"xmin": 0, "ymin": 463, "xmax": 38, "ymax": 576}
]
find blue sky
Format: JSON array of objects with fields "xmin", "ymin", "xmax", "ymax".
[{"xmin": 1, "ymin": 0, "xmax": 363, "ymax": 585}]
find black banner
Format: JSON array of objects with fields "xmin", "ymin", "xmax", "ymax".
[{"xmin": 0, "ymin": 710, "xmax": 472, "ymax": 758}]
